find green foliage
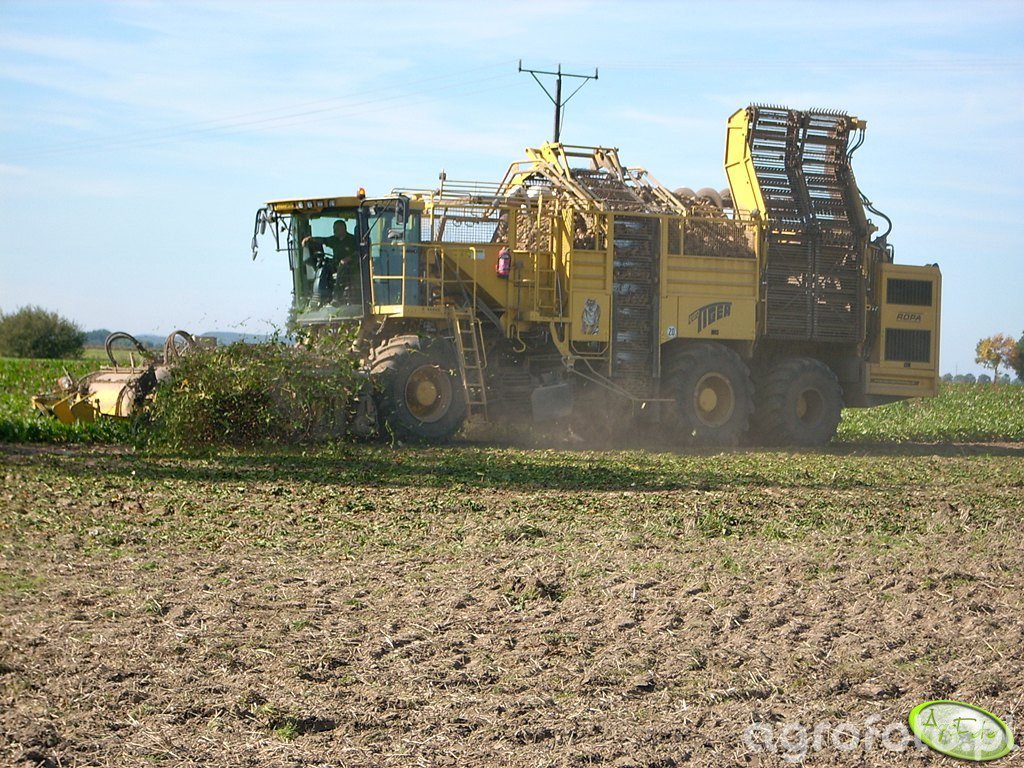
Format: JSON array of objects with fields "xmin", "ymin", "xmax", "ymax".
[
  {"xmin": 1, "ymin": 336, "xmax": 363, "ymax": 448},
  {"xmin": 143, "ymin": 335, "xmax": 362, "ymax": 449},
  {"xmin": 3, "ymin": 354, "xmax": 1023, "ymax": 447},
  {"xmin": 0, "ymin": 306, "xmax": 86, "ymax": 359},
  {"xmin": 272, "ymin": 720, "xmax": 299, "ymax": 741},
  {"xmin": 1014, "ymin": 331, "xmax": 1024, "ymax": 381},
  {"xmin": 837, "ymin": 382, "xmax": 1024, "ymax": 443},
  {"xmin": 285, "ymin": 302, "xmax": 300, "ymax": 336}
]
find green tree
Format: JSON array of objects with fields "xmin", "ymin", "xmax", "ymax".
[
  {"xmin": 975, "ymin": 334, "xmax": 1018, "ymax": 384},
  {"xmin": 0, "ymin": 306, "xmax": 86, "ymax": 359},
  {"xmin": 1013, "ymin": 331, "xmax": 1024, "ymax": 382}
]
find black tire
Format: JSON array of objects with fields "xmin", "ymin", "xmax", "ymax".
[
  {"xmin": 752, "ymin": 358, "xmax": 842, "ymax": 446},
  {"xmin": 369, "ymin": 335, "xmax": 467, "ymax": 442},
  {"xmin": 662, "ymin": 343, "xmax": 753, "ymax": 446}
]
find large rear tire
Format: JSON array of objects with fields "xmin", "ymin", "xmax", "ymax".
[
  {"xmin": 370, "ymin": 336, "xmax": 467, "ymax": 442},
  {"xmin": 752, "ymin": 358, "xmax": 842, "ymax": 446},
  {"xmin": 662, "ymin": 343, "xmax": 753, "ymax": 446}
]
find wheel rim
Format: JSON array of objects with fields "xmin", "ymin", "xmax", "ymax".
[
  {"xmin": 404, "ymin": 363, "xmax": 453, "ymax": 423},
  {"xmin": 693, "ymin": 372, "xmax": 735, "ymax": 427},
  {"xmin": 795, "ymin": 388, "xmax": 825, "ymax": 425}
]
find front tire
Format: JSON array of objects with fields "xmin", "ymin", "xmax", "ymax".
[
  {"xmin": 752, "ymin": 358, "xmax": 842, "ymax": 446},
  {"xmin": 662, "ymin": 343, "xmax": 753, "ymax": 446},
  {"xmin": 370, "ymin": 336, "xmax": 467, "ymax": 442}
]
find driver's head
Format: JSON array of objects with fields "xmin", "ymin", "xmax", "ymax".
[{"xmin": 333, "ymin": 220, "xmax": 348, "ymax": 238}]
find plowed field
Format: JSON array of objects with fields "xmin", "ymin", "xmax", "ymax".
[{"xmin": 2, "ymin": 442, "xmax": 1022, "ymax": 766}]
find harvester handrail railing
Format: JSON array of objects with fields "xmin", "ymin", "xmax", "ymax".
[
  {"xmin": 436, "ymin": 178, "xmax": 502, "ymax": 198},
  {"xmin": 367, "ymin": 242, "xmax": 482, "ymax": 313},
  {"xmin": 494, "ymin": 159, "xmax": 543, "ymax": 196}
]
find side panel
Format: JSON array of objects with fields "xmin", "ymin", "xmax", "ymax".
[
  {"xmin": 660, "ymin": 254, "xmax": 758, "ymax": 342},
  {"xmin": 570, "ymin": 290, "xmax": 611, "ymax": 342},
  {"xmin": 724, "ymin": 108, "xmax": 768, "ymax": 217},
  {"xmin": 865, "ymin": 263, "xmax": 941, "ymax": 398},
  {"xmin": 567, "ymin": 244, "xmax": 612, "ymax": 344}
]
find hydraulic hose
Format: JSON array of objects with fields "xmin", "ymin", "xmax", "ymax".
[{"xmin": 104, "ymin": 332, "xmax": 155, "ymax": 367}]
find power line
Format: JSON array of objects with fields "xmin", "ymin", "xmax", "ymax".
[
  {"xmin": 11, "ymin": 62, "xmax": 516, "ymax": 160},
  {"xmin": 596, "ymin": 56, "xmax": 1024, "ymax": 72}
]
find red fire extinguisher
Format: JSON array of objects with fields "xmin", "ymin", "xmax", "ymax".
[{"xmin": 496, "ymin": 247, "xmax": 511, "ymax": 279}]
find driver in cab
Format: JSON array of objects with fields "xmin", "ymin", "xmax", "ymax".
[{"xmin": 301, "ymin": 220, "xmax": 358, "ymax": 305}]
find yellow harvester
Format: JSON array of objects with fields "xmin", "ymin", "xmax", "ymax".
[{"xmin": 252, "ymin": 105, "xmax": 940, "ymax": 445}]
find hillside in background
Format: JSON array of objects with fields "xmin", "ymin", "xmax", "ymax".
[{"xmin": 84, "ymin": 330, "xmax": 271, "ymax": 348}]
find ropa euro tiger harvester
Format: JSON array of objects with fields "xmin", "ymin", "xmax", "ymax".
[{"xmin": 251, "ymin": 105, "xmax": 940, "ymax": 445}]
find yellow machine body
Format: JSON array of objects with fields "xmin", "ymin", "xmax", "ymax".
[
  {"xmin": 865, "ymin": 263, "xmax": 942, "ymax": 398},
  {"xmin": 257, "ymin": 105, "xmax": 941, "ymax": 444},
  {"xmin": 33, "ymin": 368, "xmax": 151, "ymax": 424},
  {"xmin": 32, "ymin": 331, "xmax": 195, "ymax": 425},
  {"xmin": 270, "ymin": 141, "xmax": 767, "ymax": 367}
]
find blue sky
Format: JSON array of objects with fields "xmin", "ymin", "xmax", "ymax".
[{"xmin": 1, "ymin": 0, "xmax": 1022, "ymax": 375}]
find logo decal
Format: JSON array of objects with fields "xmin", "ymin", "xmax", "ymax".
[
  {"xmin": 908, "ymin": 700, "xmax": 1014, "ymax": 761},
  {"xmin": 688, "ymin": 301, "xmax": 732, "ymax": 333},
  {"xmin": 581, "ymin": 298, "xmax": 600, "ymax": 335}
]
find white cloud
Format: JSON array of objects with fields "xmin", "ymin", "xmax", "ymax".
[{"xmin": 0, "ymin": 163, "xmax": 30, "ymax": 177}]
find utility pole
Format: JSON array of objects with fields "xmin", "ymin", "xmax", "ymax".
[{"xmin": 519, "ymin": 61, "xmax": 598, "ymax": 143}]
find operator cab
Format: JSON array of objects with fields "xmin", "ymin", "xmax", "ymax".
[
  {"xmin": 297, "ymin": 212, "xmax": 360, "ymax": 315},
  {"xmin": 252, "ymin": 194, "xmax": 424, "ymax": 325}
]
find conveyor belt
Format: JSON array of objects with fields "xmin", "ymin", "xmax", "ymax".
[
  {"xmin": 746, "ymin": 106, "xmax": 867, "ymax": 342},
  {"xmin": 570, "ymin": 169, "xmax": 646, "ymax": 211},
  {"xmin": 611, "ymin": 216, "xmax": 658, "ymax": 393}
]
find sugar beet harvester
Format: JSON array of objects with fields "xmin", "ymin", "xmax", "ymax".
[{"xmin": 252, "ymin": 105, "xmax": 940, "ymax": 446}]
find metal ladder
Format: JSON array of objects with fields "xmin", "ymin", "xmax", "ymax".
[
  {"xmin": 447, "ymin": 307, "xmax": 488, "ymax": 418},
  {"xmin": 532, "ymin": 249, "xmax": 563, "ymax": 317}
]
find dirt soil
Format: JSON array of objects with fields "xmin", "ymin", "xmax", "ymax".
[{"xmin": 1, "ymin": 441, "xmax": 1022, "ymax": 767}]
